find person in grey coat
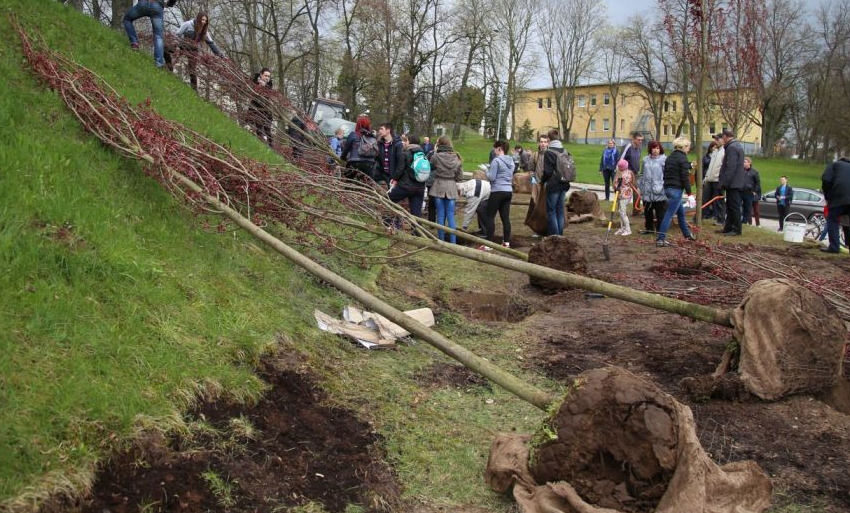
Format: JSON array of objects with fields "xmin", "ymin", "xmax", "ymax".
[
  {"xmin": 482, "ymin": 140, "xmax": 516, "ymax": 248},
  {"xmin": 821, "ymin": 156, "xmax": 850, "ymax": 253},
  {"xmin": 718, "ymin": 129, "xmax": 746, "ymax": 236},
  {"xmin": 428, "ymin": 136, "xmax": 465, "ymax": 243},
  {"xmin": 639, "ymin": 141, "xmax": 667, "ymax": 234}
]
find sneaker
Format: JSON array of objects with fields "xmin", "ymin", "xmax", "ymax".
[
  {"xmin": 614, "ymin": 228, "xmax": 624, "ymax": 235},
  {"xmin": 620, "ymin": 230, "xmax": 631, "ymax": 236},
  {"xmin": 130, "ymin": 42, "xmax": 140, "ymax": 50},
  {"xmin": 684, "ymin": 234, "xmax": 696, "ymax": 241},
  {"xmin": 477, "ymin": 245, "xmax": 493, "ymax": 252},
  {"xmin": 502, "ymin": 242, "xmax": 511, "ymax": 248},
  {"xmin": 639, "ymin": 230, "xmax": 652, "ymax": 235},
  {"xmin": 656, "ymin": 239, "xmax": 672, "ymax": 247}
]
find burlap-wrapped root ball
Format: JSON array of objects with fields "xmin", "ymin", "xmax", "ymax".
[
  {"xmin": 732, "ymin": 278, "xmax": 846, "ymax": 400},
  {"xmin": 527, "ymin": 236, "xmax": 588, "ymax": 291},
  {"xmin": 485, "ymin": 367, "xmax": 772, "ymax": 513},
  {"xmin": 567, "ymin": 189, "xmax": 603, "ymax": 217},
  {"xmin": 530, "ymin": 368, "xmax": 680, "ymax": 511},
  {"xmin": 512, "ymin": 172, "xmax": 533, "ymax": 194}
]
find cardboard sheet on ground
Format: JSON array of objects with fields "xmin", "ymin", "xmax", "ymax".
[{"xmin": 314, "ymin": 307, "xmax": 434, "ymax": 349}]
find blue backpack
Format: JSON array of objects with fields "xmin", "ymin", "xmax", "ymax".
[{"xmin": 412, "ymin": 151, "xmax": 432, "ymax": 182}]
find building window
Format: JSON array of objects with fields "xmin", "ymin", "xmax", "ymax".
[
  {"xmin": 604, "ymin": 93, "xmax": 610, "ymax": 105},
  {"xmin": 709, "ymin": 122, "xmax": 716, "ymax": 134},
  {"xmin": 591, "ymin": 95, "xmax": 597, "ymax": 106},
  {"xmin": 620, "ymin": 119, "xmax": 625, "ymax": 131},
  {"xmin": 603, "ymin": 118, "xmax": 610, "ymax": 131},
  {"xmin": 589, "ymin": 119, "xmax": 596, "ymax": 131},
  {"xmin": 673, "ymin": 100, "xmax": 677, "ymax": 112},
  {"xmin": 722, "ymin": 124, "xmax": 728, "ymax": 132},
  {"xmin": 578, "ymin": 95, "xmax": 586, "ymax": 108},
  {"xmin": 537, "ymin": 98, "xmax": 543, "ymax": 109},
  {"xmin": 620, "ymin": 94, "xmax": 626, "ymax": 105},
  {"xmin": 547, "ymin": 97, "xmax": 552, "ymax": 109},
  {"xmin": 663, "ymin": 124, "xmax": 669, "ymax": 136},
  {"xmin": 664, "ymin": 101, "xmax": 669, "ymax": 112}
]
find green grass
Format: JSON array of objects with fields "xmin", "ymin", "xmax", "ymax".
[
  {"xmin": 454, "ymin": 134, "xmax": 826, "ymax": 190},
  {"xmin": 0, "ymin": 3, "xmax": 550, "ymax": 510},
  {"xmin": 0, "ymin": 0, "xmax": 360, "ymax": 505}
]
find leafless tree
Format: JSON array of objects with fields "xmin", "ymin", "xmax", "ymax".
[
  {"xmin": 537, "ymin": 0, "xmax": 602, "ymax": 142},
  {"xmin": 621, "ymin": 16, "xmax": 674, "ymax": 141}
]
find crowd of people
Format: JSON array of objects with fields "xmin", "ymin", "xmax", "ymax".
[
  {"xmin": 598, "ymin": 130, "xmax": 850, "ymax": 253},
  {"xmin": 122, "ymin": 4, "xmax": 850, "ymax": 254}
]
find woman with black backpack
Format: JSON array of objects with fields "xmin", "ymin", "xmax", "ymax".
[{"xmin": 341, "ymin": 115, "xmax": 378, "ymax": 181}]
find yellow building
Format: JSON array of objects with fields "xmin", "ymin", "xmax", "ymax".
[{"xmin": 513, "ymin": 82, "xmax": 762, "ymax": 153}]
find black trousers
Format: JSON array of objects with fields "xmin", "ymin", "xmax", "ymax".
[
  {"xmin": 602, "ymin": 168, "xmax": 615, "ymax": 201},
  {"xmin": 643, "ymin": 200, "xmax": 667, "ymax": 232},
  {"xmin": 723, "ymin": 188, "xmax": 743, "ymax": 234},
  {"xmin": 484, "ymin": 191, "xmax": 512, "ymax": 243},
  {"xmin": 703, "ymin": 181, "xmax": 725, "ymax": 222},
  {"xmin": 777, "ymin": 204, "xmax": 789, "ymax": 230}
]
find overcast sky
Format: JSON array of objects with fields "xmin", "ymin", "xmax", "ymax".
[{"xmin": 606, "ymin": 0, "xmax": 656, "ymax": 16}]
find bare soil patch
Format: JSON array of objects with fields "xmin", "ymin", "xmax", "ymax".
[
  {"xmin": 64, "ymin": 360, "xmax": 401, "ymax": 513},
  {"xmin": 415, "ymin": 362, "xmax": 492, "ymax": 390},
  {"xmin": 450, "ymin": 290, "xmax": 532, "ymax": 323}
]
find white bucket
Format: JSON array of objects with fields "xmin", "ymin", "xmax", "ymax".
[{"xmin": 783, "ymin": 213, "xmax": 807, "ymax": 243}]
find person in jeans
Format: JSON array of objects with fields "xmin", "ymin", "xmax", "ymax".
[
  {"xmin": 428, "ymin": 136, "xmax": 464, "ymax": 243},
  {"xmin": 542, "ymin": 129, "xmax": 570, "ymax": 236},
  {"xmin": 387, "ymin": 135, "xmax": 426, "ymax": 217},
  {"xmin": 656, "ymin": 136, "xmax": 696, "ymax": 247},
  {"xmin": 482, "ymin": 140, "xmax": 515, "ymax": 249},
  {"xmin": 639, "ymin": 141, "xmax": 667, "ymax": 234},
  {"xmin": 821, "ymin": 156, "xmax": 850, "ymax": 254},
  {"xmin": 774, "ymin": 176, "xmax": 794, "ymax": 231},
  {"xmin": 598, "ymin": 139, "xmax": 618, "ymax": 201},
  {"xmin": 123, "ymin": 0, "xmax": 178, "ymax": 68}
]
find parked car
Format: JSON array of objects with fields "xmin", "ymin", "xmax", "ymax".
[{"xmin": 760, "ymin": 187, "xmax": 826, "ymax": 223}]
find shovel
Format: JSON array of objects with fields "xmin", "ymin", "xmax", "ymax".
[{"xmin": 602, "ymin": 190, "xmax": 620, "ymax": 261}]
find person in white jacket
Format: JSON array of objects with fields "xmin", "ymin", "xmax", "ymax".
[
  {"xmin": 703, "ymin": 134, "xmax": 725, "ymax": 223},
  {"xmin": 457, "ymin": 179, "xmax": 491, "ymax": 234}
]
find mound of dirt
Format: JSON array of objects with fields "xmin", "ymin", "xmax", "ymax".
[
  {"xmin": 732, "ymin": 278, "xmax": 847, "ymax": 400},
  {"xmin": 486, "ymin": 367, "xmax": 771, "ymax": 513},
  {"xmin": 567, "ymin": 190, "xmax": 603, "ymax": 217},
  {"xmin": 69, "ymin": 361, "xmax": 400, "ymax": 513},
  {"xmin": 527, "ymin": 236, "xmax": 588, "ymax": 291},
  {"xmin": 513, "ymin": 172, "xmax": 533, "ymax": 194}
]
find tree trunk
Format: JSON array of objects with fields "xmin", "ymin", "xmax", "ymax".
[
  {"xmin": 111, "ymin": 0, "xmax": 132, "ymax": 29},
  {"xmin": 161, "ymin": 166, "xmax": 555, "ymax": 411}
]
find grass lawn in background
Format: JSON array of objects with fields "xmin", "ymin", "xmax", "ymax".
[{"xmin": 453, "ymin": 133, "xmax": 827, "ymax": 191}]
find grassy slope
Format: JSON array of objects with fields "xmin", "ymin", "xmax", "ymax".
[
  {"xmin": 0, "ymin": 0, "xmax": 356, "ymax": 504},
  {"xmin": 454, "ymin": 135, "xmax": 827, "ymax": 190},
  {"xmin": 0, "ymin": 2, "xmax": 548, "ymax": 510}
]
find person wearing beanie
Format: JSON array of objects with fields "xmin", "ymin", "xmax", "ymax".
[{"xmin": 613, "ymin": 159, "xmax": 635, "ymax": 236}]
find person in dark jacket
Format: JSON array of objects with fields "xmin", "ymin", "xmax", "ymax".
[
  {"xmin": 341, "ymin": 115, "xmax": 376, "ymax": 181},
  {"xmin": 821, "ymin": 156, "xmax": 850, "ymax": 253},
  {"xmin": 656, "ymin": 136, "xmax": 696, "ymax": 246},
  {"xmin": 619, "ymin": 132, "xmax": 644, "ymax": 176},
  {"xmin": 542, "ymin": 129, "xmax": 571, "ymax": 236},
  {"xmin": 123, "ymin": 0, "xmax": 177, "ymax": 68},
  {"xmin": 742, "ymin": 157, "xmax": 762, "ymax": 226},
  {"xmin": 247, "ymin": 68, "xmax": 273, "ymax": 146},
  {"xmin": 375, "ymin": 122, "xmax": 404, "ymax": 187},
  {"xmin": 774, "ymin": 176, "xmax": 794, "ymax": 231},
  {"xmin": 718, "ymin": 129, "xmax": 746, "ymax": 236},
  {"xmin": 599, "ymin": 139, "xmax": 619, "ymax": 201},
  {"xmin": 387, "ymin": 134, "xmax": 427, "ymax": 217},
  {"xmin": 422, "ymin": 136, "xmax": 434, "ymax": 155}
]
